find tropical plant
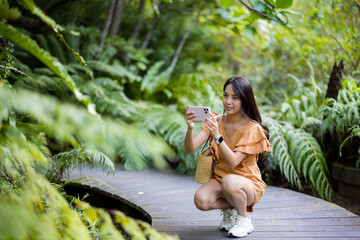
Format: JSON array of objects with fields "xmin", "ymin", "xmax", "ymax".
[
  {"xmin": 322, "ymin": 77, "xmax": 360, "ymax": 167},
  {"xmin": 0, "ymin": 1, "xmax": 179, "ymax": 239},
  {"xmin": 264, "ymin": 117, "xmax": 333, "ymax": 201}
]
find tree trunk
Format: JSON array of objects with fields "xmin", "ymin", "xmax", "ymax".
[
  {"xmin": 130, "ymin": 0, "xmax": 146, "ymax": 43},
  {"xmin": 166, "ymin": 11, "xmax": 201, "ymax": 81},
  {"xmin": 141, "ymin": 12, "xmax": 157, "ymax": 49},
  {"xmin": 99, "ymin": 0, "xmax": 116, "ymax": 54},
  {"xmin": 325, "ymin": 59, "xmax": 345, "ymax": 100},
  {"xmin": 109, "ymin": 0, "xmax": 124, "ymax": 37}
]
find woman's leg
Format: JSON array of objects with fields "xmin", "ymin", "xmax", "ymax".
[
  {"xmin": 194, "ymin": 179, "xmax": 233, "ymax": 211},
  {"xmin": 221, "ymin": 174, "xmax": 255, "ymax": 217}
]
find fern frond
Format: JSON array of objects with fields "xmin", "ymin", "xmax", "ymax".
[
  {"xmin": 0, "ymin": 88, "xmax": 173, "ymax": 171},
  {"xmin": 87, "ymin": 60, "xmax": 140, "ymax": 82},
  {"xmin": 340, "ymin": 125, "xmax": 360, "ymax": 161},
  {"xmin": 0, "ymin": 22, "xmax": 93, "ymax": 110},
  {"xmin": 264, "ymin": 117, "xmax": 303, "ymax": 190},
  {"xmin": 285, "ymin": 129, "xmax": 333, "ymax": 201},
  {"xmin": 141, "ymin": 62, "xmax": 171, "ymax": 96},
  {"xmin": 48, "ymin": 148, "xmax": 115, "ymax": 182}
]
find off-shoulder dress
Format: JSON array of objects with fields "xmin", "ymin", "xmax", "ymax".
[{"xmin": 201, "ymin": 115, "xmax": 271, "ymax": 212}]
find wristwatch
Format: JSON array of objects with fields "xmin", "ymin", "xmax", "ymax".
[{"xmin": 214, "ymin": 136, "xmax": 223, "ymax": 145}]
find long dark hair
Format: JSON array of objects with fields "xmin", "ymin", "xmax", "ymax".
[{"xmin": 223, "ymin": 76, "xmax": 269, "ymax": 138}]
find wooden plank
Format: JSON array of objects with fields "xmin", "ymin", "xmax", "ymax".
[{"xmin": 67, "ymin": 167, "xmax": 360, "ymax": 240}]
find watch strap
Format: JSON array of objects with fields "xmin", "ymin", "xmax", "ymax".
[{"xmin": 214, "ymin": 136, "xmax": 223, "ymax": 144}]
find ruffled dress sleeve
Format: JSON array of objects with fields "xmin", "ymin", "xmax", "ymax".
[{"xmin": 234, "ymin": 123, "xmax": 271, "ymax": 154}]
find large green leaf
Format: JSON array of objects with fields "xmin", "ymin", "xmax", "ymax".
[
  {"xmin": 286, "ymin": 129, "xmax": 332, "ymax": 201},
  {"xmin": 264, "ymin": 117, "xmax": 303, "ymax": 190},
  {"xmin": 0, "ymin": 2, "xmax": 21, "ymax": 19},
  {"xmin": 0, "ymin": 22, "xmax": 94, "ymax": 111},
  {"xmin": 17, "ymin": 0, "xmax": 86, "ymax": 66},
  {"xmin": 276, "ymin": 0, "xmax": 293, "ymax": 9}
]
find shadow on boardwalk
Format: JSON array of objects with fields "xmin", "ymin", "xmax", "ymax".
[{"xmin": 68, "ymin": 165, "xmax": 360, "ymax": 240}]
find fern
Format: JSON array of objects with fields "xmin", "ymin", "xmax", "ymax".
[
  {"xmin": 141, "ymin": 61, "xmax": 171, "ymax": 97},
  {"xmin": 264, "ymin": 117, "xmax": 333, "ymax": 201},
  {"xmin": 340, "ymin": 125, "xmax": 360, "ymax": 168},
  {"xmin": 48, "ymin": 148, "xmax": 115, "ymax": 182},
  {"xmin": 323, "ymin": 78, "xmax": 360, "ymax": 136},
  {"xmin": 264, "ymin": 117, "xmax": 303, "ymax": 190},
  {"xmin": 286, "ymin": 129, "xmax": 332, "ymax": 200},
  {"xmin": 87, "ymin": 60, "xmax": 140, "ymax": 82},
  {"xmin": 0, "ymin": 22, "xmax": 93, "ymax": 110},
  {"xmin": 48, "ymin": 34, "xmax": 67, "ymax": 64},
  {"xmin": 0, "ymin": 87, "xmax": 173, "ymax": 169}
]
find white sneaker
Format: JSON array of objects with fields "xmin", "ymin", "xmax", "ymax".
[
  {"xmin": 220, "ymin": 209, "xmax": 237, "ymax": 231},
  {"xmin": 228, "ymin": 214, "xmax": 253, "ymax": 238}
]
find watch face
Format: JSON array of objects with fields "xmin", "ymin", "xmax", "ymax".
[{"xmin": 215, "ymin": 136, "xmax": 223, "ymax": 144}]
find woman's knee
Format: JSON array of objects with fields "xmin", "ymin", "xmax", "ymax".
[
  {"xmin": 194, "ymin": 190, "xmax": 211, "ymax": 211},
  {"xmin": 221, "ymin": 174, "xmax": 239, "ymax": 192},
  {"xmin": 221, "ymin": 174, "xmax": 254, "ymax": 204}
]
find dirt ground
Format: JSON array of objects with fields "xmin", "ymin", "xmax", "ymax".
[{"xmin": 332, "ymin": 192, "xmax": 360, "ymax": 216}]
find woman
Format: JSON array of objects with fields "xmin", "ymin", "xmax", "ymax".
[{"xmin": 184, "ymin": 76, "xmax": 271, "ymax": 238}]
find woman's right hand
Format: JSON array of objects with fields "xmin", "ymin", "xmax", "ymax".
[{"xmin": 185, "ymin": 105, "xmax": 196, "ymax": 129}]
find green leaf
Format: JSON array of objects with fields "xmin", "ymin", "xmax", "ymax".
[
  {"xmin": 17, "ymin": 0, "xmax": 64, "ymax": 31},
  {"xmin": 0, "ymin": 23, "xmax": 74, "ymax": 90},
  {"xmin": 0, "ymin": 3, "xmax": 21, "ymax": 19},
  {"xmin": 276, "ymin": 0, "xmax": 293, "ymax": 9}
]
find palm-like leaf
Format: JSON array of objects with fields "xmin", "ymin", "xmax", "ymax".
[
  {"xmin": 48, "ymin": 148, "xmax": 115, "ymax": 182},
  {"xmin": 264, "ymin": 117, "xmax": 333, "ymax": 201},
  {"xmin": 286, "ymin": 129, "xmax": 332, "ymax": 200},
  {"xmin": 0, "ymin": 88, "xmax": 173, "ymax": 171},
  {"xmin": 264, "ymin": 117, "xmax": 302, "ymax": 190}
]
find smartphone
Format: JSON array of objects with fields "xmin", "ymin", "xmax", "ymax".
[{"xmin": 188, "ymin": 106, "xmax": 211, "ymax": 122}]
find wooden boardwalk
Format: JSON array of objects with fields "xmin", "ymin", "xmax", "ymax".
[{"xmin": 68, "ymin": 166, "xmax": 360, "ymax": 239}]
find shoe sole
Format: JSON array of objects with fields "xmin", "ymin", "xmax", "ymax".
[
  {"xmin": 228, "ymin": 227, "xmax": 253, "ymax": 238},
  {"xmin": 220, "ymin": 227, "xmax": 229, "ymax": 232}
]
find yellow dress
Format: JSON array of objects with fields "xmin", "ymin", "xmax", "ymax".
[{"xmin": 201, "ymin": 115, "xmax": 271, "ymax": 212}]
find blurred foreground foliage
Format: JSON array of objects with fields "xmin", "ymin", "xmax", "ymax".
[{"xmin": 0, "ymin": 0, "xmax": 359, "ymax": 239}]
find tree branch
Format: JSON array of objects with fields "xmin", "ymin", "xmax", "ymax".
[{"xmin": 238, "ymin": 0, "xmax": 288, "ymax": 25}]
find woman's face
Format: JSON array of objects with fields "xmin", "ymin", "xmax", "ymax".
[{"xmin": 223, "ymin": 83, "xmax": 242, "ymax": 115}]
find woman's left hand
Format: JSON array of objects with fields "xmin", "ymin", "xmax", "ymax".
[{"xmin": 204, "ymin": 114, "xmax": 221, "ymax": 139}]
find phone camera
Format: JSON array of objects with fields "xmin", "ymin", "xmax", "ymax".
[{"xmin": 204, "ymin": 108, "xmax": 209, "ymax": 114}]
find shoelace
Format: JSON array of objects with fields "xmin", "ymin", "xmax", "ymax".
[
  {"xmin": 221, "ymin": 210, "xmax": 231, "ymax": 221},
  {"xmin": 230, "ymin": 215, "xmax": 247, "ymax": 225}
]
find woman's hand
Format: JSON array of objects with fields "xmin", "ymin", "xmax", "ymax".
[
  {"xmin": 204, "ymin": 114, "xmax": 221, "ymax": 139},
  {"xmin": 185, "ymin": 105, "xmax": 196, "ymax": 129}
]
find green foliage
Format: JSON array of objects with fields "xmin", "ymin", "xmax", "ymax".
[
  {"xmin": 2, "ymin": 1, "xmax": 359, "ymax": 236},
  {"xmin": 0, "ymin": 87, "xmax": 177, "ymax": 239},
  {"xmin": 0, "ymin": 88, "xmax": 173, "ymax": 170},
  {"xmin": 276, "ymin": 63, "xmax": 324, "ymax": 128},
  {"xmin": 322, "ymin": 78, "xmax": 360, "ymax": 166},
  {"xmin": 48, "ymin": 148, "xmax": 116, "ymax": 182},
  {"xmin": 0, "ymin": 22, "xmax": 94, "ymax": 110},
  {"xmin": 264, "ymin": 117, "xmax": 333, "ymax": 201},
  {"xmin": 0, "ymin": 37, "xmax": 15, "ymax": 81},
  {"xmin": 323, "ymin": 78, "xmax": 360, "ymax": 136}
]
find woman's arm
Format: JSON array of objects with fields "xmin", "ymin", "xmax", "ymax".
[
  {"xmin": 217, "ymin": 141, "xmax": 247, "ymax": 168},
  {"xmin": 204, "ymin": 115, "xmax": 247, "ymax": 168},
  {"xmin": 184, "ymin": 105, "xmax": 209, "ymax": 153},
  {"xmin": 185, "ymin": 128, "xmax": 209, "ymax": 153}
]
